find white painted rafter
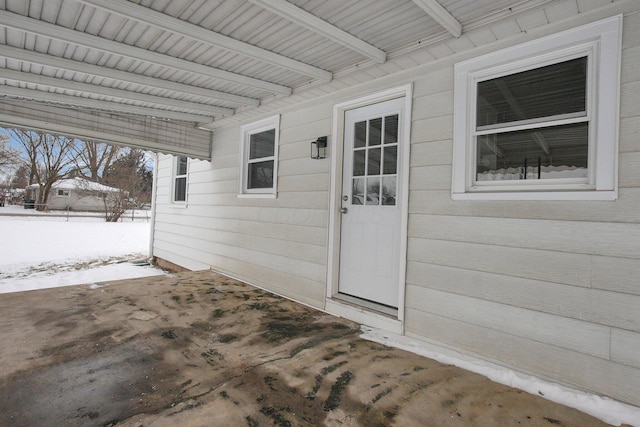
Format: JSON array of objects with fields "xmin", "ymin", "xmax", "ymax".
[
  {"xmin": 0, "ymin": 44, "xmax": 259, "ymax": 107},
  {"xmin": 0, "ymin": 10, "xmax": 292, "ymax": 96},
  {"xmin": 0, "ymin": 68, "xmax": 234, "ymax": 116},
  {"xmin": 75, "ymin": 0, "xmax": 332, "ymax": 82},
  {"xmin": 0, "ymin": 86, "xmax": 212, "ymax": 124},
  {"xmin": 247, "ymin": 0, "xmax": 387, "ymax": 63},
  {"xmin": 411, "ymin": 0, "xmax": 462, "ymax": 37}
]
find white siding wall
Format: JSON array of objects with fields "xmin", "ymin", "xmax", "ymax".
[
  {"xmin": 152, "ymin": 4, "xmax": 640, "ymax": 406},
  {"xmin": 404, "ymin": 11, "xmax": 640, "ymax": 406},
  {"xmin": 153, "ymin": 105, "xmax": 334, "ymax": 307}
]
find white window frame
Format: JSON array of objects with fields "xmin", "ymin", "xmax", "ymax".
[
  {"xmin": 172, "ymin": 155, "xmax": 189, "ymax": 205},
  {"xmin": 57, "ymin": 189, "xmax": 70, "ymax": 197},
  {"xmin": 452, "ymin": 15, "xmax": 622, "ymax": 201},
  {"xmin": 238, "ymin": 115, "xmax": 280, "ymax": 198}
]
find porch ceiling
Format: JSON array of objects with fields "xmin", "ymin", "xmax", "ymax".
[{"xmin": 0, "ymin": 0, "xmax": 558, "ymax": 157}]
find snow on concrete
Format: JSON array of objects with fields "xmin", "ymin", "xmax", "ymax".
[
  {"xmin": 360, "ymin": 326, "xmax": 640, "ymax": 427},
  {"xmin": 0, "ymin": 206, "xmax": 163, "ymax": 293},
  {"xmin": 0, "ymin": 262, "xmax": 163, "ymax": 294}
]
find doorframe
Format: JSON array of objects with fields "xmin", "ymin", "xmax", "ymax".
[{"xmin": 326, "ymin": 84, "xmax": 413, "ymax": 333}]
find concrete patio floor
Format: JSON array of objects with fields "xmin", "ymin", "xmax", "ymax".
[{"xmin": 0, "ymin": 270, "xmax": 618, "ymax": 426}]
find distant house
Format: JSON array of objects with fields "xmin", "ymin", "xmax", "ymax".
[{"xmin": 25, "ymin": 177, "xmax": 124, "ymax": 211}]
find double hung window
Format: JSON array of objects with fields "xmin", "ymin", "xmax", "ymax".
[
  {"xmin": 452, "ymin": 16, "xmax": 621, "ymax": 200},
  {"xmin": 239, "ymin": 115, "xmax": 280, "ymax": 197},
  {"xmin": 173, "ymin": 155, "xmax": 188, "ymax": 203}
]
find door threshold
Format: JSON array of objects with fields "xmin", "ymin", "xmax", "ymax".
[
  {"xmin": 325, "ymin": 296, "xmax": 403, "ymax": 335},
  {"xmin": 334, "ymin": 293, "xmax": 398, "ymax": 317}
]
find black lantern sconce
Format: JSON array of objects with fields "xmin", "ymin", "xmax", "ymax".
[{"xmin": 311, "ymin": 136, "xmax": 327, "ymax": 159}]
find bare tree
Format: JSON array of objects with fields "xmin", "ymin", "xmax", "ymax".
[
  {"xmin": 101, "ymin": 189, "xmax": 130, "ymax": 222},
  {"xmin": 10, "ymin": 129, "xmax": 80, "ymax": 211},
  {"xmin": 104, "ymin": 149, "xmax": 153, "ymax": 206},
  {"xmin": 72, "ymin": 140, "xmax": 120, "ymax": 182},
  {"xmin": 94, "ymin": 148, "xmax": 153, "ymax": 222},
  {"xmin": 0, "ymin": 133, "xmax": 14, "ymax": 168}
]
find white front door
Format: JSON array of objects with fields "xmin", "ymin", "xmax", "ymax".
[{"xmin": 338, "ymin": 97, "xmax": 406, "ymax": 308}]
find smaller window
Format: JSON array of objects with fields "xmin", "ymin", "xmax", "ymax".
[
  {"xmin": 173, "ymin": 155, "xmax": 188, "ymax": 203},
  {"xmin": 239, "ymin": 115, "xmax": 280, "ymax": 197},
  {"xmin": 57, "ymin": 189, "xmax": 70, "ymax": 197}
]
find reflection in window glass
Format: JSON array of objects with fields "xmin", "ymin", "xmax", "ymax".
[
  {"xmin": 249, "ymin": 129, "xmax": 275, "ymax": 159},
  {"xmin": 477, "ymin": 57, "xmax": 587, "ymax": 128},
  {"xmin": 177, "ymin": 156, "xmax": 188, "ymax": 175},
  {"xmin": 174, "ymin": 177, "xmax": 186, "ymax": 202},
  {"xmin": 352, "ymin": 178, "xmax": 365, "ymax": 205},
  {"xmin": 382, "ymin": 176, "xmax": 396, "ymax": 206},
  {"xmin": 355, "ymin": 121, "xmax": 366, "ymax": 148},
  {"xmin": 369, "ymin": 118, "xmax": 382, "ymax": 146},
  {"xmin": 368, "ymin": 148, "xmax": 381, "ymax": 176},
  {"xmin": 353, "ymin": 150, "xmax": 366, "ymax": 176},
  {"xmin": 384, "ymin": 115, "xmax": 398, "ymax": 144},
  {"xmin": 366, "ymin": 177, "xmax": 380, "ymax": 205},
  {"xmin": 351, "ymin": 114, "xmax": 400, "ymax": 207},
  {"xmin": 383, "ymin": 146, "xmax": 397, "ymax": 175},
  {"xmin": 248, "ymin": 160, "xmax": 274, "ymax": 189},
  {"xmin": 476, "ymin": 122, "xmax": 588, "ymax": 181}
]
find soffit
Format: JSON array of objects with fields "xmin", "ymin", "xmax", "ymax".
[{"xmin": 0, "ymin": 0, "xmax": 569, "ymax": 136}]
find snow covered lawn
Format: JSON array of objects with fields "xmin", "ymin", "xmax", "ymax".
[{"xmin": 0, "ymin": 206, "xmax": 164, "ymax": 293}]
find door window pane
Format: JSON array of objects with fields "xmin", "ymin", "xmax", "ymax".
[
  {"xmin": 382, "ymin": 176, "xmax": 396, "ymax": 206},
  {"xmin": 352, "ymin": 178, "xmax": 365, "ymax": 205},
  {"xmin": 383, "ymin": 146, "xmax": 397, "ymax": 175},
  {"xmin": 368, "ymin": 148, "xmax": 381, "ymax": 176},
  {"xmin": 353, "ymin": 150, "xmax": 366, "ymax": 177},
  {"xmin": 369, "ymin": 118, "xmax": 382, "ymax": 146},
  {"xmin": 366, "ymin": 177, "xmax": 380, "ymax": 205},
  {"xmin": 354, "ymin": 121, "xmax": 366, "ymax": 148},
  {"xmin": 384, "ymin": 115, "xmax": 398, "ymax": 144}
]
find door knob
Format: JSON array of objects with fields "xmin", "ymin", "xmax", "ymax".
[{"xmin": 340, "ymin": 207, "xmax": 348, "ymax": 214}]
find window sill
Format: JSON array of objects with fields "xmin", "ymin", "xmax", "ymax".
[
  {"xmin": 451, "ymin": 189, "xmax": 617, "ymax": 201},
  {"xmin": 169, "ymin": 203, "xmax": 188, "ymax": 208},
  {"xmin": 237, "ymin": 193, "xmax": 277, "ymax": 199}
]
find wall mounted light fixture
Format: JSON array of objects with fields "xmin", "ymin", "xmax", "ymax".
[{"xmin": 311, "ymin": 136, "xmax": 327, "ymax": 159}]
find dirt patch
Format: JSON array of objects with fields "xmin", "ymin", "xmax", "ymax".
[{"xmin": 0, "ymin": 271, "xmax": 615, "ymax": 427}]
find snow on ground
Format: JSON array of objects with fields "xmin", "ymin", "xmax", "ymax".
[
  {"xmin": 0, "ymin": 205, "xmax": 164, "ymax": 293},
  {"xmin": 361, "ymin": 326, "xmax": 640, "ymax": 427}
]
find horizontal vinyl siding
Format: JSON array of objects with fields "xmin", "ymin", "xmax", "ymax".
[
  {"xmin": 403, "ymin": 9, "xmax": 640, "ymax": 406},
  {"xmin": 405, "ymin": 309, "xmax": 640, "ymax": 406},
  {"xmin": 153, "ymin": 104, "xmax": 333, "ymax": 309}
]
